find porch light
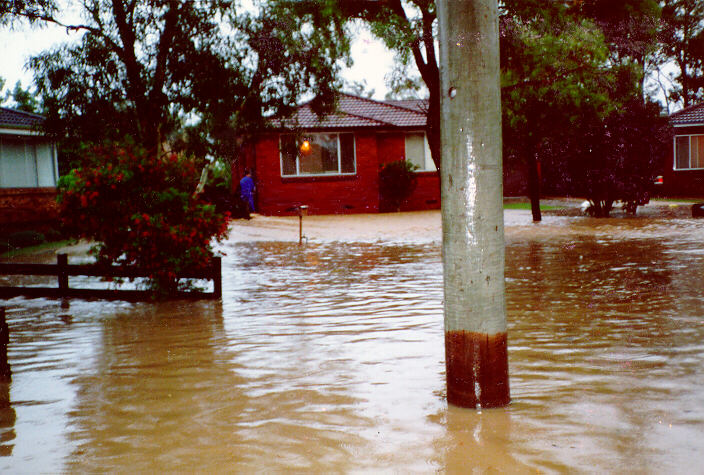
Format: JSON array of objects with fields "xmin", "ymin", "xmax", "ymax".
[{"xmin": 300, "ymin": 139, "xmax": 311, "ymax": 154}]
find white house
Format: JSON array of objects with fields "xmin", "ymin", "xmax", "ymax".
[{"xmin": 0, "ymin": 107, "xmax": 60, "ymax": 229}]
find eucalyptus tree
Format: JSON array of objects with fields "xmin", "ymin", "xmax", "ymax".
[
  {"xmin": 2, "ymin": 80, "xmax": 42, "ymax": 113},
  {"xmin": 500, "ymin": 3, "xmax": 614, "ymax": 220},
  {"xmin": 0, "ymin": 0, "xmax": 56, "ymax": 24},
  {"xmin": 659, "ymin": 0, "xmax": 704, "ymax": 107},
  {"xmin": 577, "ymin": 0, "xmax": 662, "ymax": 91},
  {"xmin": 26, "ymin": 0, "xmax": 349, "ymax": 167}
]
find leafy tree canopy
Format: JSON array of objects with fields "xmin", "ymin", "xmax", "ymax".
[
  {"xmin": 0, "ymin": 0, "xmax": 56, "ymax": 24},
  {"xmin": 659, "ymin": 0, "xmax": 704, "ymax": 107},
  {"xmin": 1, "ymin": 79, "xmax": 42, "ymax": 113},
  {"xmin": 25, "ymin": 0, "xmax": 351, "ymax": 168}
]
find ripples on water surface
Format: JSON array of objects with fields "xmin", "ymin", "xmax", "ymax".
[{"xmin": 1, "ymin": 216, "xmax": 704, "ymax": 472}]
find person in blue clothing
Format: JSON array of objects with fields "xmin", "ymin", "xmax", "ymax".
[{"xmin": 239, "ymin": 169, "xmax": 256, "ymax": 214}]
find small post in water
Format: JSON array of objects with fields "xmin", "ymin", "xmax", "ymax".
[
  {"xmin": 0, "ymin": 308, "xmax": 11, "ymax": 381},
  {"xmin": 212, "ymin": 256, "xmax": 222, "ymax": 299},
  {"xmin": 298, "ymin": 205, "xmax": 308, "ymax": 244},
  {"xmin": 57, "ymin": 253, "xmax": 69, "ymax": 296}
]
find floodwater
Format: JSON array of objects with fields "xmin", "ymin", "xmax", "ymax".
[{"xmin": 1, "ymin": 209, "xmax": 704, "ymax": 472}]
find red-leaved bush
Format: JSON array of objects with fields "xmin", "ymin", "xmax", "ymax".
[{"xmin": 58, "ymin": 142, "xmax": 230, "ymax": 296}]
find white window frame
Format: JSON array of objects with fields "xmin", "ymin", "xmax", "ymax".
[
  {"xmin": 404, "ymin": 132, "xmax": 436, "ymax": 172},
  {"xmin": 279, "ymin": 132, "xmax": 356, "ymax": 177},
  {"xmin": 673, "ymin": 134, "xmax": 704, "ymax": 171}
]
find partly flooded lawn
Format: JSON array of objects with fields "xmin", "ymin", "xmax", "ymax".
[{"xmin": 1, "ymin": 206, "xmax": 704, "ymax": 472}]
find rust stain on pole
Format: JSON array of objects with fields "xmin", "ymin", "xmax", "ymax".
[{"xmin": 445, "ymin": 330, "xmax": 509, "ymax": 408}]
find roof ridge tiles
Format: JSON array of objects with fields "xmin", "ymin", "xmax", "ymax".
[
  {"xmin": 0, "ymin": 106, "xmax": 45, "ymax": 119},
  {"xmin": 338, "ymin": 92, "xmax": 426, "ymax": 116},
  {"xmin": 670, "ymin": 101, "xmax": 704, "ymax": 118},
  {"xmin": 274, "ymin": 93, "xmax": 427, "ymax": 130}
]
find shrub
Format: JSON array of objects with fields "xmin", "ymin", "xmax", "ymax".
[
  {"xmin": 379, "ymin": 159, "xmax": 419, "ymax": 212},
  {"xmin": 7, "ymin": 231, "xmax": 46, "ymax": 249},
  {"xmin": 57, "ymin": 142, "xmax": 230, "ymax": 296}
]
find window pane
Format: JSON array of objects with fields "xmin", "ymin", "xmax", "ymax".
[
  {"xmin": 405, "ymin": 133, "xmax": 425, "ymax": 170},
  {"xmin": 693, "ymin": 135, "xmax": 704, "ymax": 169},
  {"xmin": 320, "ymin": 134, "xmax": 338, "ymax": 173},
  {"xmin": 676, "ymin": 136, "xmax": 690, "ymax": 169},
  {"xmin": 36, "ymin": 143, "xmax": 57, "ymax": 186},
  {"xmin": 300, "ymin": 134, "xmax": 338, "ymax": 175},
  {"xmin": 340, "ymin": 133, "xmax": 355, "ymax": 173},
  {"xmin": 423, "ymin": 135, "xmax": 436, "ymax": 171},
  {"xmin": 280, "ymin": 135, "xmax": 298, "ymax": 176},
  {"xmin": 0, "ymin": 137, "xmax": 35, "ymax": 187}
]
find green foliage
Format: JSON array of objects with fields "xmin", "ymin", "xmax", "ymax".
[
  {"xmin": 3, "ymin": 80, "xmax": 41, "ymax": 113},
  {"xmin": 5, "ymin": 231, "xmax": 46, "ymax": 249},
  {"xmin": 57, "ymin": 142, "xmax": 230, "ymax": 296},
  {"xmin": 29, "ymin": 0, "xmax": 350, "ymax": 167},
  {"xmin": 545, "ymin": 99, "xmax": 671, "ymax": 216},
  {"xmin": 659, "ymin": 0, "xmax": 704, "ymax": 107},
  {"xmin": 0, "ymin": 0, "xmax": 56, "ymax": 25},
  {"xmin": 500, "ymin": 2, "xmax": 669, "ymax": 217},
  {"xmin": 379, "ymin": 159, "xmax": 419, "ymax": 212},
  {"xmin": 578, "ymin": 0, "xmax": 661, "ymax": 64},
  {"xmin": 501, "ymin": 15, "xmax": 613, "ymax": 133},
  {"xmin": 201, "ymin": 158, "xmax": 243, "ymax": 217}
]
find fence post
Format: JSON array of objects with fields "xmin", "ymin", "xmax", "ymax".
[
  {"xmin": 0, "ymin": 307, "xmax": 10, "ymax": 381},
  {"xmin": 212, "ymin": 257, "xmax": 222, "ymax": 299},
  {"xmin": 57, "ymin": 253, "xmax": 69, "ymax": 296}
]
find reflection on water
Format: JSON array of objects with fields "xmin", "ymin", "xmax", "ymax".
[{"xmin": 1, "ymin": 216, "xmax": 704, "ymax": 472}]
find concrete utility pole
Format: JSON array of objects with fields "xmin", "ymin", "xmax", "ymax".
[{"xmin": 437, "ymin": 0, "xmax": 510, "ymax": 408}]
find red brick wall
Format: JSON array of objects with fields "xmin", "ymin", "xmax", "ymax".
[
  {"xmin": 402, "ymin": 172, "xmax": 441, "ymax": 211},
  {"xmin": 249, "ymin": 131, "xmax": 441, "ymax": 215},
  {"xmin": 663, "ymin": 125, "xmax": 704, "ymax": 197},
  {"xmin": 377, "ymin": 133, "xmax": 405, "ymax": 165},
  {"xmin": 0, "ymin": 187, "xmax": 59, "ymax": 226}
]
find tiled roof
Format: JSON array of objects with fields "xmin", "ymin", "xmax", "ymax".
[
  {"xmin": 384, "ymin": 99, "xmax": 428, "ymax": 114},
  {"xmin": 670, "ymin": 102, "xmax": 704, "ymax": 126},
  {"xmin": 275, "ymin": 93, "xmax": 428, "ymax": 130},
  {"xmin": 0, "ymin": 107, "xmax": 44, "ymax": 129},
  {"xmin": 0, "ymin": 107, "xmax": 44, "ymax": 130}
]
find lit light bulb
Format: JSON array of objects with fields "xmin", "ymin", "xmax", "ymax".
[{"xmin": 300, "ymin": 140, "xmax": 311, "ymax": 153}]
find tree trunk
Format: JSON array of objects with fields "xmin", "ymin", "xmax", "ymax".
[
  {"xmin": 528, "ymin": 153, "xmax": 542, "ymax": 222},
  {"xmin": 437, "ymin": 0, "xmax": 510, "ymax": 409}
]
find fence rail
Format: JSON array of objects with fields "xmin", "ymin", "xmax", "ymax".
[{"xmin": 0, "ymin": 254, "xmax": 222, "ymax": 301}]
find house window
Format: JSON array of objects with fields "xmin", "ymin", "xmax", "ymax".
[
  {"xmin": 674, "ymin": 134, "xmax": 704, "ymax": 170},
  {"xmin": 280, "ymin": 133, "xmax": 356, "ymax": 176},
  {"xmin": 0, "ymin": 136, "xmax": 58, "ymax": 188},
  {"xmin": 405, "ymin": 133, "xmax": 436, "ymax": 171}
]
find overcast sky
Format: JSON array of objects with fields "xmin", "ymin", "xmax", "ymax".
[{"xmin": 0, "ymin": 19, "xmax": 395, "ymax": 102}]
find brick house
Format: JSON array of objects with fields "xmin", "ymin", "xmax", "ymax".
[
  {"xmin": 0, "ymin": 107, "xmax": 60, "ymax": 230},
  {"xmin": 242, "ymin": 94, "xmax": 440, "ymax": 215},
  {"xmin": 665, "ymin": 102, "xmax": 704, "ymax": 196}
]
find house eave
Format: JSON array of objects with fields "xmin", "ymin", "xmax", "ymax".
[{"xmin": 0, "ymin": 127, "xmax": 43, "ymax": 136}]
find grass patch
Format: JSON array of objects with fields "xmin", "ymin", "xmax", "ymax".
[
  {"xmin": 1, "ymin": 239, "xmax": 73, "ymax": 259},
  {"xmin": 503, "ymin": 202, "xmax": 560, "ymax": 211},
  {"xmin": 651, "ymin": 197, "xmax": 702, "ymax": 204}
]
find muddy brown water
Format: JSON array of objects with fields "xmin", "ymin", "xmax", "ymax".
[{"xmin": 1, "ymin": 208, "xmax": 703, "ymax": 472}]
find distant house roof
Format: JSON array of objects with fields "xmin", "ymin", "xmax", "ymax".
[
  {"xmin": 0, "ymin": 107, "xmax": 44, "ymax": 131},
  {"xmin": 670, "ymin": 102, "xmax": 704, "ymax": 127},
  {"xmin": 274, "ymin": 93, "xmax": 428, "ymax": 130}
]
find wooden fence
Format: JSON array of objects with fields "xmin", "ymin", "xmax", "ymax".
[{"xmin": 0, "ymin": 254, "xmax": 222, "ymax": 301}]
